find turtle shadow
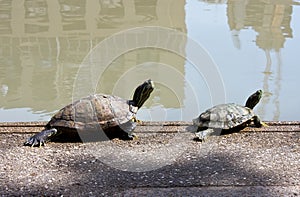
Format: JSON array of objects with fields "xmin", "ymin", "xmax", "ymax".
[{"xmin": 50, "ymin": 126, "xmax": 133, "ymax": 143}]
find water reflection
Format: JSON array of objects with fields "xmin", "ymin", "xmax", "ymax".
[
  {"xmin": 227, "ymin": 0, "xmax": 294, "ymax": 50},
  {"xmin": 0, "ymin": 0, "xmax": 186, "ymax": 121},
  {"xmin": 227, "ymin": 0, "xmax": 295, "ymax": 120}
]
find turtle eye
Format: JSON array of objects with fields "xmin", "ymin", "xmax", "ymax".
[{"xmin": 147, "ymin": 79, "xmax": 155, "ymax": 89}]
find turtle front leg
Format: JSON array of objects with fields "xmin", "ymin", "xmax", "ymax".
[
  {"xmin": 119, "ymin": 120, "xmax": 138, "ymax": 140},
  {"xmin": 121, "ymin": 132, "xmax": 137, "ymax": 140},
  {"xmin": 253, "ymin": 116, "xmax": 268, "ymax": 127},
  {"xmin": 24, "ymin": 128, "xmax": 58, "ymax": 147},
  {"xmin": 195, "ymin": 128, "xmax": 216, "ymax": 142}
]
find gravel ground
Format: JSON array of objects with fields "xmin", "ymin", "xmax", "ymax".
[{"xmin": 0, "ymin": 122, "xmax": 299, "ymax": 196}]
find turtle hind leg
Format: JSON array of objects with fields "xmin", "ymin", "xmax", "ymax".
[{"xmin": 24, "ymin": 128, "xmax": 58, "ymax": 147}]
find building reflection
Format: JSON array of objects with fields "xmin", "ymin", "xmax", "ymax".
[
  {"xmin": 227, "ymin": 0, "xmax": 293, "ymax": 51},
  {"xmin": 227, "ymin": 0, "xmax": 295, "ymax": 120},
  {"xmin": 0, "ymin": 0, "xmax": 186, "ymax": 116}
]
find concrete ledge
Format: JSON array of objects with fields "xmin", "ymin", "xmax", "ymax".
[
  {"xmin": 0, "ymin": 121, "xmax": 299, "ymax": 196},
  {"xmin": 1, "ymin": 121, "xmax": 300, "ymax": 133}
]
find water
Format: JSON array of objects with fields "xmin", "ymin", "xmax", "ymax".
[{"xmin": 0, "ymin": 0, "xmax": 299, "ymax": 122}]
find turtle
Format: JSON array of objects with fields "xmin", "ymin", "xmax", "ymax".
[
  {"xmin": 24, "ymin": 79, "xmax": 154, "ymax": 147},
  {"xmin": 193, "ymin": 90, "xmax": 267, "ymax": 141}
]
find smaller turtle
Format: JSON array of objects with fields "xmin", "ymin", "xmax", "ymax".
[
  {"xmin": 24, "ymin": 79, "xmax": 154, "ymax": 147},
  {"xmin": 193, "ymin": 90, "xmax": 267, "ymax": 141}
]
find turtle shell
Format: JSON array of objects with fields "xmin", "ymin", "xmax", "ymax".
[
  {"xmin": 46, "ymin": 94, "xmax": 136, "ymax": 132},
  {"xmin": 193, "ymin": 103, "xmax": 255, "ymax": 129}
]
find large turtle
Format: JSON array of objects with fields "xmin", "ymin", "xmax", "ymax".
[
  {"xmin": 24, "ymin": 79, "xmax": 154, "ymax": 147},
  {"xmin": 193, "ymin": 90, "xmax": 267, "ymax": 141}
]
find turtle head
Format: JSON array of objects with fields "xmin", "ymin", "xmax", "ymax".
[
  {"xmin": 245, "ymin": 89, "xmax": 263, "ymax": 109},
  {"xmin": 131, "ymin": 79, "xmax": 154, "ymax": 109}
]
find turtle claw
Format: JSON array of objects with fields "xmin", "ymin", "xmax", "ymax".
[
  {"xmin": 24, "ymin": 135, "xmax": 46, "ymax": 147},
  {"xmin": 128, "ymin": 134, "xmax": 139, "ymax": 140},
  {"xmin": 24, "ymin": 128, "xmax": 57, "ymax": 147},
  {"xmin": 123, "ymin": 134, "xmax": 137, "ymax": 140},
  {"xmin": 131, "ymin": 117, "xmax": 141, "ymax": 123}
]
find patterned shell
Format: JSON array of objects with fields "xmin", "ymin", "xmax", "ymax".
[
  {"xmin": 46, "ymin": 94, "xmax": 135, "ymax": 131},
  {"xmin": 193, "ymin": 103, "xmax": 255, "ymax": 129}
]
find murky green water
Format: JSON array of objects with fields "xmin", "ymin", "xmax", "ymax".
[{"xmin": 0, "ymin": 0, "xmax": 299, "ymax": 122}]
